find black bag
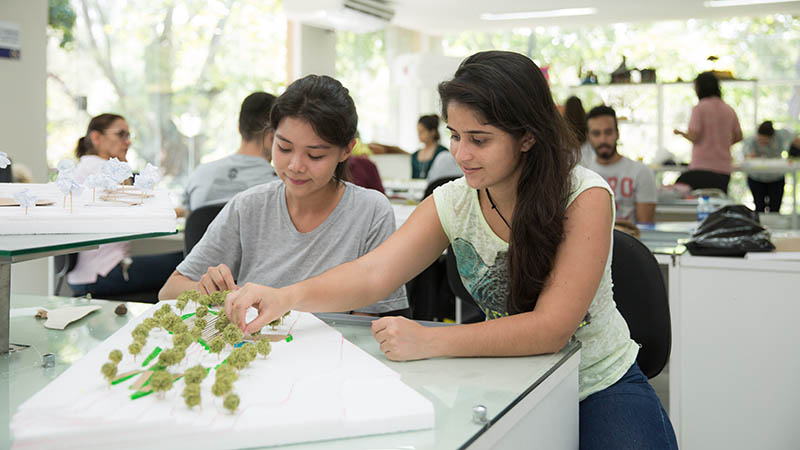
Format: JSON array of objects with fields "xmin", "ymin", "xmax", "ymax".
[{"xmin": 685, "ymin": 204, "xmax": 775, "ymax": 257}]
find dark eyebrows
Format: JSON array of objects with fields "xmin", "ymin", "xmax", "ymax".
[
  {"xmin": 446, "ymin": 126, "xmax": 493, "ymax": 136},
  {"xmin": 275, "ymin": 133, "xmax": 332, "ymax": 150}
]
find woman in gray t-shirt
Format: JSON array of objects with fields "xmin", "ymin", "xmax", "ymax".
[{"xmin": 158, "ymin": 74, "xmax": 407, "ymax": 314}]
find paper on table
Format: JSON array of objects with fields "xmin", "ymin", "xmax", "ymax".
[{"xmin": 41, "ymin": 305, "xmax": 102, "ymax": 329}]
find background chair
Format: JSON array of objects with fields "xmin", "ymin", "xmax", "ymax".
[
  {"xmin": 610, "ymin": 229, "xmax": 671, "ymax": 379},
  {"xmin": 445, "ymin": 245, "xmax": 486, "ymax": 324},
  {"xmin": 675, "ymin": 169, "xmax": 730, "ymax": 194},
  {"xmin": 184, "ymin": 203, "xmax": 226, "ymax": 256},
  {"xmin": 53, "ymin": 253, "xmax": 79, "ymax": 296},
  {"xmin": 423, "ymin": 176, "xmax": 459, "ymax": 199}
]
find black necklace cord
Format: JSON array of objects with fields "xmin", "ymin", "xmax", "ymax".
[{"xmin": 485, "ymin": 188, "xmax": 511, "ymax": 229}]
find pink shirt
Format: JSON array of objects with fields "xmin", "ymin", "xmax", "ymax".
[
  {"xmin": 687, "ymin": 97, "xmax": 742, "ymax": 174},
  {"xmin": 66, "ymin": 155, "xmax": 130, "ymax": 285}
]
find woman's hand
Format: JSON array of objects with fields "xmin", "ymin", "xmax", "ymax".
[
  {"xmin": 198, "ymin": 263, "xmax": 237, "ymax": 294},
  {"xmin": 224, "ymin": 283, "xmax": 292, "ymax": 334},
  {"xmin": 371, "ymin": 316, "xmax": 435, "ymax": 361}
]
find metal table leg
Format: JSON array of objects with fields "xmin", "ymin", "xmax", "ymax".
[{"xmin": 1, "ymin": 263, "xmax": 9, "ymax": 354}]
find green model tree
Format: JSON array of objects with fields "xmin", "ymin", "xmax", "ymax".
[
  {"xmin": 183, "ymin": 365, "xmax": 208, "ymax": 384},
  {"xmin": 222, "ymin": 323, "xmax": 244, "ymax": 346},
  {"xmin": 101, "ymin": 362, "xmax": 118, "ymax": 384},
  {"xmin": 223, "ymin": 393, "xmax": 240, "ymax": 413},
  {"xmin": 183, "ymin": 383, "xmax": 202, "ymax": 409},
  {"xmin": 215, "ymin": 364, "xmax": 238, "ymax": 381},
  {"xmin": 256, "ymin": 339, "xmax": 271, "ymax": 359},
  {"xmin": 108, "ymin": 349, "xmax": 123, "ymax": 364},
  {"xmin": 209, "ymin": 336, "xmax": 225, "ymax": 359},
  {"xmin": 195, "ymin": 307, "xmax": 208, "ymax": 319},
  {"xmin": 215, "ymin": 312, "xmax": 230, "ymax": 332},
  {"xmin": 128, "ymin": 340, "xmax": 143, "ymax": 360},
  {"xmin": 149, "ymin": 370, "xmax": 174, "ymax": 398},
  {"xmin": 211, "ymin": 377, "xmax": 232, "ymax": 398}
]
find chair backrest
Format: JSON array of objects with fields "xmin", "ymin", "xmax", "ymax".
[
  {"xmin": 53, "ymin": 253, "xmax": 79, "ymax": 296},
  {"xmin": 610, "ymin": 230, "xmax": 671, "ymax": 379},
  {"xmin": 0, "ymin": 164, "xmax": 12, "ymax": 182},
  {"xmin": 675, "ymin": 169, "xmax": 729, "ymax": 193},
  {"xmin": 184, "ymin": 203, "xmax": 226, "ymax": 256},
  {"xmin": 444, "ymin": 246, "xmax": 486, "ymax": 324},
  {"xmin": 423, "ymin": 176, "xmax": 459, "ymax": 199}
]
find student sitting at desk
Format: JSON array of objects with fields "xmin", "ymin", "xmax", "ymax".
[
  {"xmin": 182, "ymin": 92, "xmax": 279, "ymax": 215},
  {"xmin": 742, "ymin": 120, "xmax": 800, "ymax": 213},
  {"xmin": 224, "ymin": 51, "xmax": 677, "ymax": 450},
  {"xmin": 583, "ymin": 105, "xmax": 657, "ymax": 225},
  {"xmin": 411, "ymin": 114, "xmax": 448, "ymax": 179},
  {"xmin": 68, "ymin": 113, "xmax": 182, "ymax": 300},
  {"xmin": 159, "ymin": 75, "xmax": 408, "ymax": 315}
]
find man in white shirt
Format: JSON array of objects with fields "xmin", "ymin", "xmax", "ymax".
[{"xmin": 584, "ymin": 105, "xmax": 657, "ymax": 224}]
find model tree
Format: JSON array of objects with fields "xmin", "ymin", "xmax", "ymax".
[
  {"xmin": 224, "ymin": 393, "xmax": 240, "ymax": 413},
  {"xmin": 108, "ymin": 349, "xmax": 123, "ymax": 364},
  {"xmin": 149, "ymin": 370, "xmax": 174, "ymax": 398},
  {"xmin": 256, "ymin": 339, "xmax": 271, "ymax": 359},
  {"xmin": 101, "ymin": 362, "xmax": 118, "ymax": 384},
  {"xmin": 183, "ymin": 365, "xmax": 208, "ymax": 385},
  {"xmin": 183, "ymin": 383, "xmax": 202, "ymax": 409}
]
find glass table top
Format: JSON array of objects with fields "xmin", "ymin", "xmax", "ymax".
[{"xmin": 1, "ymin": 295, "xmax": 579, "ymax": 450}]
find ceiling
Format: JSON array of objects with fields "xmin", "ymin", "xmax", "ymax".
[{"xmin": 389, "ymin": 0, "xmax": 800, "ymax": 34}]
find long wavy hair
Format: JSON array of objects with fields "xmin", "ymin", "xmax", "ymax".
[{"xmin": 438, "ymin": 51, "xmax": 579, "ymax": 315}]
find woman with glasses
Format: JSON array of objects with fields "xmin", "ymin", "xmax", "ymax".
[{"xmin": 67, "ymin": 113, "xmax": 183, "ymax": 301}]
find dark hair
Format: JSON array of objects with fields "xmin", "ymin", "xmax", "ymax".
[
  {"xmin": 563, "ymin": 96, "xmax": 586, "ymax": 143},
  {"xmin": 270, "ymin": 75, "xmax": 357, "ymax": 182},
  {"xmin": 239, "ymin": 92, "xmax": 276, "ymax": 142},
  {"xmin": 695, "ymin": 71, "xmax": 721, "ymax": 100},
  {"xmin": 586, "ymin": 105, "xmax": 618, "ymax": 130},
  {"xmin": 438, "ymin": 51, "xmax": 579, "ymax": 315},
  {"xmin": 75, "ymin": 113, "xmax": 125, "ymax": 158},
  {"xmin": 418, "ymin": 114, "xmax": 441, "ymax": 141},
  {"xmin": 758, "ymin": 120, "xmax": 775, "ymax": 137}
]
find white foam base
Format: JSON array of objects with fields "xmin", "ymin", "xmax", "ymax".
[
  {"xmin": 11, "ymin": 301, "xmax": 434, "ymax": 449},
  {"xmin": 0, "ymin": 183, "xmax": 176, "ymax": 235}
]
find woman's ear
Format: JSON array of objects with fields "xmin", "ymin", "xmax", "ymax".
[
  {"xmin": 340, "ymin": 138, "xmax": 356, "ymax": 162},
  {"xmin": 88, "ymin": 130, "xmax": 102, "ymax": 151},
  {"xmin": 521, "ymin": 132, "xmax": 536, "ymax": 152}
]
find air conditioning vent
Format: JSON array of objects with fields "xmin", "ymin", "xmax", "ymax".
[{"xmin": 343, "ymin": 0, "xmax": 394, "ymax": 21}]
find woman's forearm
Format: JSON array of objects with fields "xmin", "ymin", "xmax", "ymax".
[{"xmin": 158, "ymin": 271, "xmax": 200, "ymax": 300}]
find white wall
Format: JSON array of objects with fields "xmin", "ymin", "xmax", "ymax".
[
  {"xmin": 0, "ymin": 0, "xmax": 49, "ymax": 295},
  {"xmin": 288, "ymin": 23, "xmax": 336, "ymax": 82}
]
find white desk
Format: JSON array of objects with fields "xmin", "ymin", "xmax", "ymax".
[
  {"xmin": 2, "ymin": 295, "xmax": 581, "ymax": 449},
  {"xmin": 664, "ymin": 253, "xmax": 800, "ymax": 450}
]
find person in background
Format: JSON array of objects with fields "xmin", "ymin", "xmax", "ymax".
[
  {"xmin": 411, "ymin": 114, "xmax": 448, "ymax": 179},
  {"xmin": 223, "ymin": 51, "xmax": 677, "ymax": 450},
  {"xmin": 346, "ymin": 133, "xmax": 385, "ymax": 194},
  {"xmin": 182, "ymin": 92, "xmax": 278, "ymax": 215},
  {"xmin": 742, "ymin": 120, "xmax": 800, "ymax": 212},
  {"xmin": 673, "ymin": 71, "xmax": 742, "ymax": 193},
  {"xmin": 563, "ymin": 95, "xmax": 594, "ymax": 166},
  {"xmin": 68, "ymin": 113, "xmax": 183, "ymax": 300},
  {"xmin": 159, "ymin": 74, "xmax": 408, "ymax": 316},
  {"xmin": 584, "ymin": 105, "xmax": 657, "ymax": 225}
]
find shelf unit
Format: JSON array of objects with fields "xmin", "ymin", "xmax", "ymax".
[{"xmin": 568, "ymin": 79, "xmax": 800, "ymax": 164}]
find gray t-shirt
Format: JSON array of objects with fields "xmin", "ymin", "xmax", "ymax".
[
  {"xmin": 425, "ymin": 150, "xmax": 462, "ymax": 182},
  {"xmin": 742, "ymin": 129, "xmax": 794, "ymax": 182},
  {"xmin": 176, "ymin": 180, "xmax": 408, "ymax": 313},
  {"xmin": 183, "ymin": 153, "xmax": 278, "ymax": 211},
  {"xmin": 585, "ymin": 155, "xmax": 657, "ymax": 222}
]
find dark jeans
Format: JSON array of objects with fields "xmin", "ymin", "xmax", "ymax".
[
  {"xmin": 69, "ymin": 252, "xmax": 183, "ymax": 302},
  {"xmin": 676, "ymin": 169, "xmax": 731, "ymax": 193},
  {"xmin": 747, "ymin": 177, "xmax": 784, "ymax": 213},
  {"xmin": 580, "ymin": 362, "xmax": 678, "ymax": 450}
]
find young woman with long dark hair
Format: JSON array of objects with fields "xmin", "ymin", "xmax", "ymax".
[{"xmin": 224, "ymin": 52, "xmax": 677, "ymax": 448}]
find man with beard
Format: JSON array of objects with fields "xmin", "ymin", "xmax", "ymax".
[{"xmin": 584, "ymin": 105, "xmax": 657, "ymax": 224}]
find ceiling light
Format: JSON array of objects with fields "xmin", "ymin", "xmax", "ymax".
[
  {"xmin": 481, "ymin": 7, "xmax": 597, "ymax": 21},
  {"xmin": 704, "ymin": 0, "xmax": 799, "ymax": 7}
]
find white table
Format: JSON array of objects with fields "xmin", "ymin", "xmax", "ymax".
[
  {"xmin": 664, "ymin": 253, "xmax": 800, "ymax": 450},
  {"xmin": 2, "ymin": 295, "xmax": 581, "ymax": 449}
]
